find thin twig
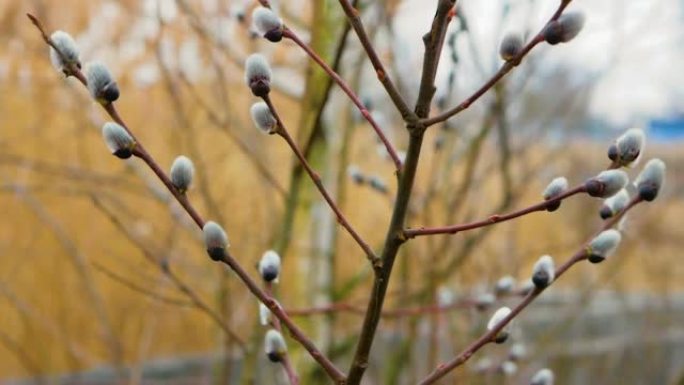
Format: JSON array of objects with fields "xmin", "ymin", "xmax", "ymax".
[
  {"xmin": 418, "ymin": 197, "xmax": 642, "ymax": 384},
  {"xmin": 263, "ymin": 95, "xmax": 380, "ymax": 266},
  {"xmin": 336, "ymin": 0, "xmax": 415, "ymax": 121},
  {"xmin": 345, "ymin": 2, "xmax": 455, "ymax": 383},
  {"xmin": 217, "ymin": 252, "xmax": 347, "ymax": 384},
  {"xmin": 91, "ymin": 261, "xmax": 193, "ymax": 307},
  {"xmin": 421, "ymin": 1, "xmax": 573, "ymax": 127},
  {"xmin": 404, "ymin": 185, "xmax": 586, "ymax": 238},
  {"xmin": 29, "ymin": 13, "xmax": 343, "ymax": 383},
  {"xmin": 264, "ymin": 283, "xmax": 300, "ymax": 385},
  {"xmin": 283, "ymin": 28, "xmax": 403, "ymax": 171},
  {"xmin": 175, "ymin": 71, "xmax": 288, "ymax": 198},
  {"xmin": 414, "ymin": 0, "xmax": 456, "ymax": 118}
]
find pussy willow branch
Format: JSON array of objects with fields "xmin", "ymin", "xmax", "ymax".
[
  {"xmin": 29, "ymin": 14, "xmax": 204, "ymax": 228},
  {"xmin": 421, "ymin": 0, "xmax": 573, "ymax": 127},
  {"xmin": 175, "ymin": 72, "xmax": 288, "ymax": 199},
  {"xmin": 262, "ymin": 95, "xmax": 380, "ymax": 266},
  {"xmin": 336, "ymin": 0, "xmax": 414, "ymax": 121},
  {"xmin": 217, "ymin": 251, "xmax": 346, "ymax": 383},
  {"xmin": 264, "ymin": 282, "xmax": 300, "ymax": 385},
  {"xmin": 29, "ymin": 14, "xmax": 344, "ymax": 383},
  {"xmin": 419, "ymin": 197, "xmax": 643, "ymax": 385},
  {"xmin": 404, "ymin": 185, "xmax": 586, "ymax": 238},
  {"xmin": 282, "ymin": 28, "xmax": 403, "ymax": 171},
  {"xmin": 345, "ymin": 1, "xmax": 455, "ymax": 383}
]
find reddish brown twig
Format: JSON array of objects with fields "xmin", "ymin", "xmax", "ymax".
[
  {"xmin": 29, "ymin": 14, "xmax": 344, "ymax": 383},
  {"xmin": 282, "ymin": 28, "xmax": 404, "ymax": 172},
  {"xmin": 27, "ymin": 13, "xmax": 87, "ymax": 84},
  {"xmin": 404, "ymin": 185, "xmax": 586, "ymax": 238},
  {"xmin": 344, "ymin": 2, "xmax": 455, "ymax": 383},
  {"xmin": 335, "ymin": 0, "xmax": 415, "ymax": 121},
  {"xmin": 219, "ymin": 252, "xmax": 345, "ymax": 383},
  {"xmin": 262, "ymin": 95, "xmax": 380, "ymax": 267},
  {"xmin": 28, "ymin": 13, "xmax": 205, "ymax": 229},
  {"xmin": 264, "ymin": 282, "xmax": 300, "ymax": 385},
  {"xmin": 421, "ymin": 1, "xmax": 573, "ymax": 127},
  {"xmin": 419, "ymin": 197, "xmax": 642, "ymax": 384}
]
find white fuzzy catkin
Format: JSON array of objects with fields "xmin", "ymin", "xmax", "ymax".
[
  {"xmin": 587, "ymin": 229, "xmax": 621, "ymax": 263},
  {"xmin": 531, "ymin": 255, "xmax": 555, "ymax": 288},
  {"xmin": 102, "ymin": 122, "xmax": 134, "ymax": 157},
  {"xmin": 635, "ymin": 158, "xmax": 666, "ymax": 202},
  {"xmin": 587, "ymin": 170, "xmax": 629, "ymax": 198},
  {"xmin": 544, "ymin": 12, "xmax": 585, "ymax": 44},
  {"xmin": 49, "ymin": 31, "xmax": 80, "ymax": 74},
  {"xmin": 368, "ymin": 175, "xmax": 388, "ymax": 194},
  {"xmin": 245, "ymin": 54, "xmax": 272, "ymax": 96},
  {"xmin": 203, "ymin": 221, "xmax": 229, "ymax": 260},
  {"xmin": 557, "ymin": 12, "xmax": 586, "ymax": 42},
  {"xmin": 347, "ymin": 165, "xmax": 365, "ymax": 184},
  {"xmin": 601, "ymin": 189, "xmax": 630, "ymax": 218},
  {"xmin": 530, "ymin": 368, "xmax": 554, "ymax": 385},
  {"xmin": 474, "ymin": 357, "xmax": 493, "ymax": 373},
  {"xmin": 259, "ymin": 302, "xmax": 271, "ymax": 326},
  {"xmin": 542, "ymin": 177, "xmax": 569, "ymax": 200},
  {"xmin": 487, "ymin": 307, "xmax": 512, "ymax": 344},
  {"xmin": 475, "ymin": 293, "xmax": 496, "ymax": 310},
  {"xmin": 264, "ymin": 329, "xmax": 287, "ymax": 362},
  {"xmin": 519, "ymin": 279, "xmax": 536, "ymax": 295},
  {"xmin": 499, "ymin": 33, "xmax": 523, "ymax": 61},
  {"xmin": 495, "ymin": 276, "xmax": 516, "ymax": 295},
  {"xmin": 501, "ymin": 361, "xmax": 518, "ymax": 376},
  {"xmin": 252, "ymin": 7, "xmax": 283, "ymax": 36},
  {"xmin": 258, "ymin": 250, "xmax": 281, "ymax": 283},
  {"xmin": 508, "ymin": 343, "xmax": 527, "ymax": 361},
  {"xmin": 250, "ymin": 102, "xmax": 277, "ymax": 134},
  {"xmin": 170, "ymin": 156, "xmax": 194, "ymax": 193},
  {"xmin": 84, "ymin": 61, "xmax": 119, "ymax": 104},
  {"xmin": 487, "ymin": 307, "xmax": 512, "ymax": 331},
  {"xmin": 614, "ymin": 128, "xmax": 645, "ymax": 167}
]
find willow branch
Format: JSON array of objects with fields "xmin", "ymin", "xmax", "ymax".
[
  {"xmin": 283, "ymin": 28, "xmax": 403, "ymax": 171},
  {"xmin": 263, "ymin": 95, "xmax": 380, "ymax": 266},
  {"xmin": 404, "ymin": 185, "xmax": 586, "ymax": 238},
  {"xmin": 29, "ymin": 15, "xmax": 341, "ymax": 381},
  {"xmin": 336, "ymin": 0, "xmax": 414, "ymax": 121},
  {"xmin": 419, "ymin": 197, "xmax": 642, "ymax": 384},
  {"xmin": 216, "ymin": 252, "xmax": 346, "ymax": 384},
  {"xmin": 421, "ymin": 1, "xmax": 573, "ymax": 127},
  {"xmin": 263, "ymin": 283, "xmax": 300, "ymax": 385},
  {"xmin": 345, "ymin": 2, "xmax": 455, "ymax": 383}
]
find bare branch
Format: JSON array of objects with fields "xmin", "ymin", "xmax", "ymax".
[{"xmin": 404, "ymin": 185, "xmax": 586, "ymax": 238}]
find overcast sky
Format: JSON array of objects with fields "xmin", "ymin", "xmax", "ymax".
[
  {"xmin": 394, "ymin": 0, "xmax": 684, "ymax": 126},
  {"xmin": 62, "ymin": 0, "xmax": 683, "ymax": 128}
]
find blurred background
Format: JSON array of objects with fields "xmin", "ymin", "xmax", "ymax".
[{"xmin": 0, "ymin": 0, "xmax": 683, "ymax": 384}]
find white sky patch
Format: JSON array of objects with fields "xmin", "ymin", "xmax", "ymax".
[{"xmin": 394, "ymin": 0, "xmax": 684, "ymax": 126}]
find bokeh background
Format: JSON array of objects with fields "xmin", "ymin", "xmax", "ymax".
[{"xmin": 0, "ymin": 0, "xmax": 683, "ymax": 384}]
